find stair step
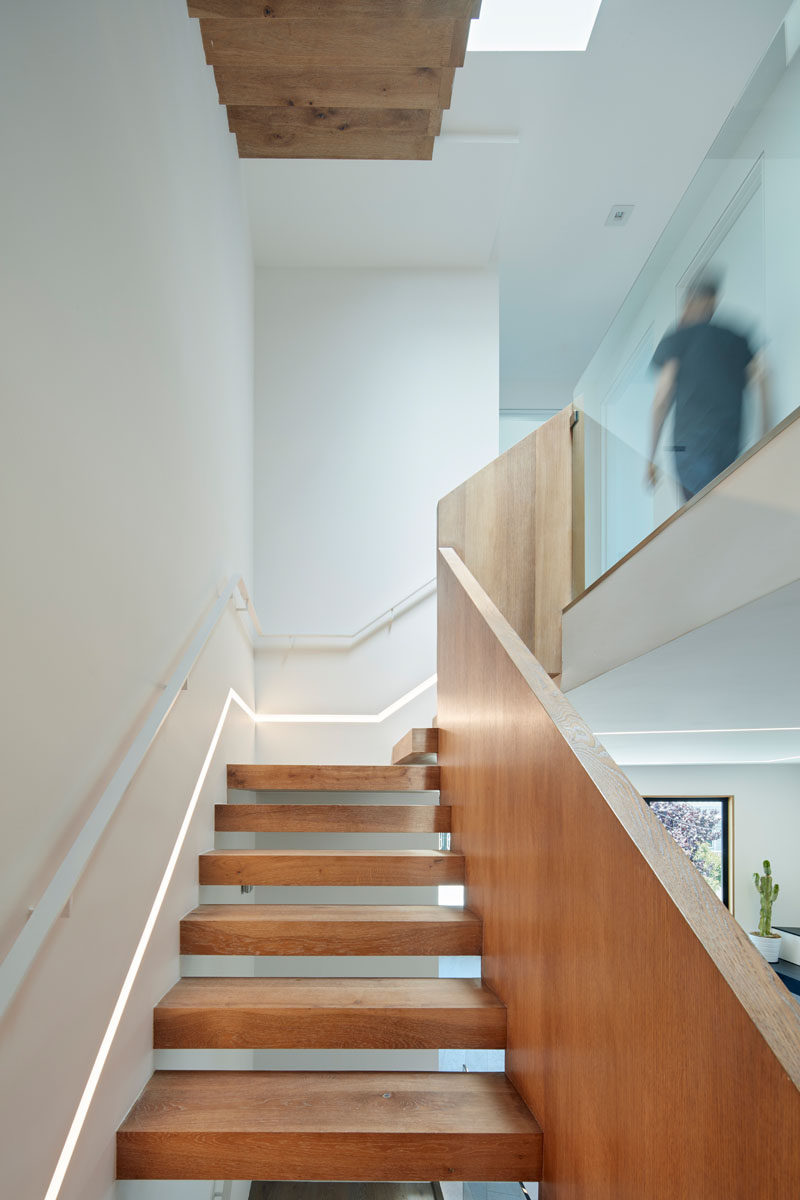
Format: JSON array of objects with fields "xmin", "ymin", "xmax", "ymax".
[
  {"xmin": 391, "ymin": 727, "xmax": 439, "ymax": 764},
  {"xmin": 227, "ymin": 764, "xmax": 440, "ymax": 792},
  {"xmin": 215, "ymin": 803, "xmax": 451, "ymax": 833},
  {"xmin": 116, "ymin": 1070, "xmax": 543, "ymax": 1181},
  {"xmin": 180, "ymin": 904, "xmax": 481, "ymax": 956},
  {"xmin": 154, "ymin": 977, "xmax": 506, "ymax": 1049},
  {"xmin": 199, "ymin": 850, "xmax": 464, "ymax": 887}
]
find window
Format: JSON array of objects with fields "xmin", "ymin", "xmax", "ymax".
[{"xmin": 645, "ymin": 796, "xmax": 731, "ymax": 909}]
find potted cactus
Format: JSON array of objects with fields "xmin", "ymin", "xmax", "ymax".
[{"xmin": 748, "ymin": 860, "xmax": 782, "ymax": 962}]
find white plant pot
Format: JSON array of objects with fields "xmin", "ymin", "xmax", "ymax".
[{"xmin": 748, "ymin": 931, "xmax": 782, "ymax": 963}]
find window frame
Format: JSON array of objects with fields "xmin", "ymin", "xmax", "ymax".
[{"xmin": 644, "ymin": 794, "xmax": 733, "ymax": 913}]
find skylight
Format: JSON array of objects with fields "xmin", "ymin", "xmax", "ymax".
[{"xmin": 467, "ymin": 0, "xmax": 604, "ymax": 52}]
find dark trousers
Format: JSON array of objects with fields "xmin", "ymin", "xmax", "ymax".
[{"xmin": 675, "ymin": 441, "xmax": 739, "ymax": 502}]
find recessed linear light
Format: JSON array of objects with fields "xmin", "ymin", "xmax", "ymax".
[
  {"xmin": 253, "ymin": 674, "xmax": 437, "ymax": 724},
  {"xmin": 41, "ymin": 672, "xmax": 441, "ymax": 1200},
  {"xmin": 467, "ymin": 0, "xmax": 604, "ymax": 52},
  {"xmin": 44, "ymin": 687, "xmax": 252, "ymax": 1200}
]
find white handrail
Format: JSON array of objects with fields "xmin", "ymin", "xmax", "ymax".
[
  {"xmin": 0, "ymin": 572, "xmax": 436, "ymax": 1018},
  {"xmin": 233, "ymin": 575, "xmax": 264, "ymax": 637},
  {"xmin": 0, "ymin": 574, "xmax": 250, "ymax": 1020},
  {"xmin": 256, "ymin": 576, "xmax": 436, "ymax": 646}
]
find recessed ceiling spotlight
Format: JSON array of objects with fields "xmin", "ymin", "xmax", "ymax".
[
  {"xmin": 468, "ymin": 0, "xmax": 604, "ymax": 52},
  {"xmin": 605, "ymin": 204, "xmax": 634, "ymax": 227}
]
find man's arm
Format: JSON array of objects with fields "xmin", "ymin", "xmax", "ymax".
[
  {"xmin": 647, "ymin": 358, "xmax": 678, "ymax": 487},
  {"xmin": 747, "ymin": 350, "xmax": 770, "ymax": 438}
]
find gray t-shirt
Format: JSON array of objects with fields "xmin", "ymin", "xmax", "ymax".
[{"xmin": 652, "ymin": 319, "xmax": 754, "ymax": 456}]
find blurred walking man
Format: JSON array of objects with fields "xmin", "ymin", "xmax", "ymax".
[{"xmin": 647, "ymin": 277, "xmax": 768, "ymax": 501}]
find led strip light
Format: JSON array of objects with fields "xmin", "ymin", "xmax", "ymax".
[{"xmin": 42, "ymin": 670, "xmax": 437, "ymax": 1199}]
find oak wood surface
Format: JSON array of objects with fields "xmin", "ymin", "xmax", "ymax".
[
  {"xmin": 570, "ymin": 407, "xmax": 586, "ymax": 596},
  {"xmin": 200, "ymin": 19, "xmax": 470, "ymax": 69},
  {"xmin": 234, "ymin": 129, "xmax": 434, "ymax": 160},
  {"xmin": 438, "ymin": 405, "xmax": 575, "ymax": 675},
  {"xmin": 190, "ymin": 0, "xmax": 481, "ymax": 17},
  {"xmin": 189, "ymin": 0, "xmax": 469, "ymax": 159},
  {"xmin": 180, "ymin": 904, "xmax": 482, "ymax": 956},
  {"xmin": 154, "ymin": 976, "xmax": 506, "ymax": 1048},
  {"xmin": 215, "ymin": 803, "xmax": 451, "ymax": 833},
  {"xmin": 228, "ymin": 104, "xmax": 439, "ymax": 134},
  {"xmin": 198, "ymin": 849, "xmax": 464, "ymax": 886},
  {"xmin": 437, "ymin": 547, "xmax": 800, "ymax": 1199},
  {"xmin": 227, "ymin": 763, "xmax": 440, "ymax": 791},
  {"xmin": 447, "ymin": 15, "xmax": 470, "ymax": 68},
  {"xmin": 391, "ymin": 727, "xmax": 439, "ymax": 764},
  {"xmin": 117, "ymin": 1070, "xmax": 542, "ymax": 1180},
  {"xmin": 532, "ymin": 408, "xmax": 573, "ymax": 673},
  {"xmin": 212, "ymin": 65, "xmax": 455, "ymax": 109}
]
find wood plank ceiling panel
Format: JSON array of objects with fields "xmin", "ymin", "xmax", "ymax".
[{"xmin": 187, "ymin": 0, "xmax": 480, "ymax": 159}]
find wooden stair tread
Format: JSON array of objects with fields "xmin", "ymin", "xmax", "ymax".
[
  {"xmin": 198, "ymin": 18, "xmax": 471, "ymax": 70},
  {"xmin": 186, "ymin": 2, "xmax": 478, "ymax": 161},
  {"xmin": 199, "ymin": 849, "xmax": 464, "ymax": 885},
  {"xmin": 234, "ymin": 130, "xmax": 435, "ymax": 160},
  {"xmin": 188, "ymin": 2, "xmax": 483, "ymax": 18},
  {"xmin": 117, "ymin": 1071, "xmax": 542, "ymax": 1180},
  {"xmin": 183, "ymin": 903, "xmax": 475, "ymax": 924},
  {"xmin": 157, "ymin": 975, "xmax": 503, "ymax": 1010},
  {"xmin": 180, "ymin": 904, "xmax": 481, "ymax": 955},
  {"xmin": 227, "ymin": 764, "xmax": 439, "ymax": 791},
  {"xmin": 211, "ymin": 65, "xmax": 456, "ymax": 110},
  {"xmin": 154, "ymin": 977, "xmax": 506, "ymax": 1048},
  {"xmin": 215, "ymin": 803, "xmax": 450, "ymax": 832},
  {"xmin": 391, "ymin": 727, "xmax": 439, "ymax": 764},
  {"xmin": 120, "ymin": 1069, "xmax": 535, "ymax": 1132}
]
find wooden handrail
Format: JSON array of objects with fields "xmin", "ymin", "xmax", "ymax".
[{"xmin": 437, "ymin": 545, "xmax": 800, "ymax": 1196}]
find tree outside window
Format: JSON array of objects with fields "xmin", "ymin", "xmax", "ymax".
[{"xmin": 645, "ymin": 797, "xmax": 730, "ymax": 907}]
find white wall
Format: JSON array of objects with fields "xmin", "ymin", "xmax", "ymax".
[
  {"xmin": 253, "ymin": 266, "xmax": 498, "ymax": 759},
  {"xmin": 1, "ymin": 611, "xmax": 256, "ymax": 1200},
  {"xmin": 255, "ymin": 611, "xmax": 439, "ymax": 766},
  {"xmin": 0, "ymin": 1, "xmax": 254, "ymax": 1196},
  {"xmin": 0, "ymin": 0, "xmax": 254, "ymax": 955},
  {"xmin": 499, "ymin": 409, "xmax": 560, "ymax": 454},
  {"xmin": 623, "ymin": 765, "xmax": 800, "ymax": 935}
]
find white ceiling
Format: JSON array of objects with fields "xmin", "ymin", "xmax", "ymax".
[
  {"xmin": 242, "ymin": 0, "xmax": 791, "ymax": 404},
  {"xmin": 243, "ymin": 141, "xmax": 518, "ymax": 270},
  {"xmin": 566, "ymin": 580, "xmax": 800, "ymax": 765}
]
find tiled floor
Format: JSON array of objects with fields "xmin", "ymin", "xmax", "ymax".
[
  {"xmin": 438, "ymin": 1046, "xmax": 505, "ymax": 1072},
  {"xmin": 437, "ymin": 955, "xmax": 505, "ymax": 1072},
  {"xmin": 438, "ymin": 959, "xmax": 537, "ymax": 1200},
  {"xmin": 250, "ymin": 1186, "xmax": 436, "ymax": 1200},
  {"xmin": 465, "ymin": 1184, "xmax": 538, "ymax": 1200}
]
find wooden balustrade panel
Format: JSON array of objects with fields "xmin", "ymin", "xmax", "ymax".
[
  {"xmin": 437, "ymin": 405, "xmax": 574, "ymax": 675},
  {"xmin": 437, "ymin": 546, "xmax": 800, "ymax": 1200}
]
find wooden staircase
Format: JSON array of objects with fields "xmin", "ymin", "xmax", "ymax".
[
  {"xmin": 117, "ymin": 729, "xmax": 543, "ymax": 1182},
  {"xmin": 186, "ymin": 2, "xmax": 483, "ymax": 162}
]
